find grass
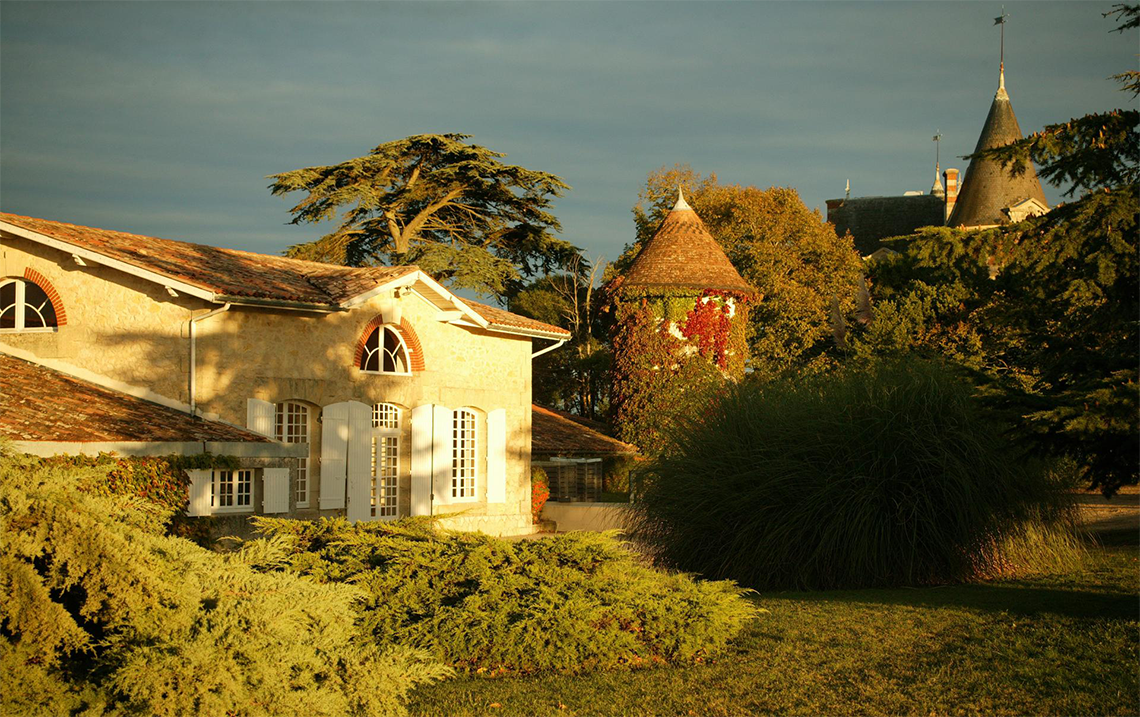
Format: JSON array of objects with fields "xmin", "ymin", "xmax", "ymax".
[{"xmin": 407, "ymin": 544, "xmax": 1139, "ymax": 716}]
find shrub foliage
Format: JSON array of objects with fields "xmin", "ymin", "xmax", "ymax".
[
  {"xmin": 0, "ymin": 451, "xmax": 449, "ymax": 717},
  {"xmin": 629, "ymin": 358, "xmax": 1083, "ymax": 590},
  {"xmin": 531, "ymin": 466, "xmax": 550, "ymax": 523},
  {"xmin": 251, "ymin": 517, "xmax": 758, "ymax": 674}
]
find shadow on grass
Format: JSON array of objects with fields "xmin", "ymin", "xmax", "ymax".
[{"xmin": 760, "ymin": 582, "xmax": 1138, "ymax": 621}]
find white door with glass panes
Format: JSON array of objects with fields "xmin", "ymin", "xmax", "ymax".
[
  {"xmin": 275, "ymin": 401, "xmax": 312, "ymax": 508},
  {"xmin": 368, "ymin": 403, "xmax": 402, "ymax": 520}
]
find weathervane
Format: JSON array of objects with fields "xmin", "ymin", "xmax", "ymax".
[
  {"xmin": 932, "ymin": 130, "xmax": 942, "ymax": 177},
  {"xmin": 994, "ymin": 6, "xmax": 1009, "ymax": 79}
]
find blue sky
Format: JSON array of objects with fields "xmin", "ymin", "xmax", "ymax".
[{"xmin": 1, "ymin": 1, "xmax": 1133, "ymax": 293}]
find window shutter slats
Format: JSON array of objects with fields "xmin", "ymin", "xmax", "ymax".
[
  {"xmin": 319, "ymin": 402, "xmax": 349, "ymax": 510},
  {"xmin": 410, "ymin": 404, "xmax": 434, "ymax": 516},
  {"xmin": 246, "ymin": 398, "xmax": 275, "ymax": 438},
  {"xmin": 186, "ymin": 469, "xmax": 212, "ymax": 517},
  {"xmin": 432, "ymin": 405, "xmax": 453, "ymax": 505},
  {"xmin": 346, "ymin": 400, "xmax": 373, "ymax": 523},
  {"xmin": 487, "ymin": 408, "xmax": 507, "ymax": 503},
  {"xmin": 262, "ymin": 467, "xmax": 290, "ymax": 514}
]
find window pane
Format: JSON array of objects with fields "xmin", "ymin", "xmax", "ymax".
[
  {"xmin": 217, "ymin": 470, "xmax": 234, "ymax": 507},
  {"xmin": 237, "ymin": 470, "xmax": 252, "ymax": 506},
  {"xmin": 384, "ymin": 327, "xmax": 409, "ymax": 373},
  {"xmin": 451, "ymin": 410, "xmax": 476, "ymax": 498},
  {"xmin": 361, "ymin": 328, "xmax": 381, "ymax": 371},
  {"xmin": 371, "ymin": 435, "xmax": 399, "ymax": 518},
  {"xmin": 373, "ymin": 403, "xmax": 400, "ymax": 430},
  {"xmin": 0, "ymin": 282, "xmax": 16, "ymax": 329},
  {"xmin": 22, "ymin": 282, "xmax": 55, "ymax": 328}
]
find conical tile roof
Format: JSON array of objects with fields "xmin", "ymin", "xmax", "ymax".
[
  {"xmin": 948, "ymin": 70, "xmax": 1049, "ymax": 228},
  {"xmin": 623, "ymin": 190, "xmax": 755, "ymax": 294}
]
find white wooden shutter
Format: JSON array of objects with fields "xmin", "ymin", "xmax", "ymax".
[
  {"xmin": 262, "ymin": 467, "xmax": 290, "ymax": 514},
  {"xmin": 319, "ymin": 402, "xmax": 349, "ymax": 509},
  {"xmin": 246, "ymin": 398, "xmax": 275, "ymax": 438},
  {"xmin": 346, "ymin": 401, "xmax": 373, "ymax": 523},
  {"xmin": 410, "ymin": 404, "xmax": 434, "ymax": 516},
  {"xmin": 431, "ymin": 405, "xmax": 454, "ymax": 505},
  {"xmin": 486, "ymin": 408, "xmax": 507, "ymax": 503},
  {"xmin": 186, "ymin": 469, "xmax": 213, "ymax": 517}
]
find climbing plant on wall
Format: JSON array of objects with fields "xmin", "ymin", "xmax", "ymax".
[{"xmin": 609, "ymin": 285, "xmax": 750, "ymax": 452}]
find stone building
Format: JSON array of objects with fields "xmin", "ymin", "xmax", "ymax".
[
  {"xmin": 827, "ymin": 65, "xmax": 1049, "ymax": 254},
  {"xmin": 0, "ymin": 212, "xmax": 569, "ymax": 536}
]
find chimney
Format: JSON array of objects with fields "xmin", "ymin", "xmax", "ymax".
[
  {"xmin": 943, "ymin": 168, "xmax": 960, "ymax": 223},
  {"xmin": 825, "ymin": 198, "xmax": 843, "ymax": 223}
]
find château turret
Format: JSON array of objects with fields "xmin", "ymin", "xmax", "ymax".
[{"xmin": 948, "ymin": 67, "xmax": 1050, "ymax": 228}]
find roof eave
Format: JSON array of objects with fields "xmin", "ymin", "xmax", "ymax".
[
  {"xmin": 212, "ymin": 294, "xmax": 344, "ymax": 313},
  {"xmin": 487, "ymin": 323, "xmax": 571, "ymax": 340},
  {"xmin": 2, "ymin": 221, "xmax": 219, "ymax": 303}
]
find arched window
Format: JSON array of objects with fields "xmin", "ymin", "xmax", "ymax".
[
  {"xmin": 0, "ymin": 278, "xmax": 58, "ymax": 331},
  {"xmin": 451, "ymin": 408, "xmax": 477, "ymax": 500},
  {"xmin": 371, "ymin": 402, "xmax": 402, "ymax": 519},
  {"xmin": 359, "ymin": 326, "xmax": 411, "ymax": 375}
]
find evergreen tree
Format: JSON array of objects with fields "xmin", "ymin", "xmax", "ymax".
[
  {"xmin": 854, "ymin": 8, "xmax": 1139, "ymax": 493},
  {"xmin": 0, "ymin": 451, "xmax": 448, "ymax": 716},
  {"xmin": 269, "ymin": 134, "xmax": 580, "ymax": 297}
]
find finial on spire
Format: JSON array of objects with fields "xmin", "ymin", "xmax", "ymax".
[
  {"xmin": 672, "ymin": 186, "xmax": 692, "ymax": 211},
  {"xmin": 994, "ymin": 7, "xmax": 1009, "ymax": 95}
]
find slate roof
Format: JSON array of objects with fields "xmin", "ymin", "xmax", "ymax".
[
  {"xmin": 0, "ymin": 353, "xmax": 272, "ymax": 444},
  {"xmin": 531, "ymin": 404, "xmax": 637, "ymax": 457},
  {"xmin": 0, "ymin": 212, "xmax": 569, "ymax": 337},
  {"xmin": 827, "ymin": 194, "xmax": 946, "ymax": 254},
  {"xmin": 622, "ymin": 198, "xmax": 755, "ymax": 295},
  {"xmin": 948, "ymin": 76, "xmax": 1049, "ymax": 228}
]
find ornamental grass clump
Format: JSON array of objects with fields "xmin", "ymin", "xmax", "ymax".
[
  {"xmin": 251, "ymin": 517, "xmax": 758, "ymax": 674},
  {"xmin": 0, "ymin": 450, "xmax": 449, "ymax": 717},
  {"xmin": 629, "ymin": 358, "xmax": 1083, "ymax": 590}
]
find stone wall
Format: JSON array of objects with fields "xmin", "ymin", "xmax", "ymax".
[{"xmin": 1, "ymin": 233, "xmax": 535, "ymax": 534}]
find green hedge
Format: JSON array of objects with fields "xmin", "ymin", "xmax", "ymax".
[{"xmin": 250, "ymin": 517, "xmax": 758, "ymax": 674}]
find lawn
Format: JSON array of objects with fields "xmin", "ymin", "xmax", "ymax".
[{"xmin": 408, "ymin": 545, "xmax": 1139, "ymax": 716}]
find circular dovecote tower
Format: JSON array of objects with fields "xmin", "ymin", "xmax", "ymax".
[{"xmin": 610, "ymin": 189, "xmax": 757, "ymax": 448}]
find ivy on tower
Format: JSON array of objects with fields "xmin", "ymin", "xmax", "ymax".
[{"xmin": 609, "ymin": 189, "xmax": 757, "ymax": 451}]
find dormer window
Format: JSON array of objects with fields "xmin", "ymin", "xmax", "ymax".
[
  {"xmin": 360, "ymin": 325, "xmax": 411, "ymax": 375},
  {"xmin": 1, "ymin": 278, "xmax": 58, "ymax": 332}
]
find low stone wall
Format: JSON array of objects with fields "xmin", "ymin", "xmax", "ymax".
[
  {"xmin": 541, "ymin": 502, "xmax": 631, "ymax": 533},
  {"xmin": 436, "ymin": 512, "xmax": 535, "ymax": 537}
]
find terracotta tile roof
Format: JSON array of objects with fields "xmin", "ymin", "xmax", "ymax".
[
  {"xmin": 531, "ymin": 404, "xmax": 637, "ymax": 457},
  {"xmin": 461, "ymin": 299, "xmax": 571, "ymax": 338},
  {"xmin": 0, "ymin": 212, "xmax": 417, "ymax": 306},
  {"xmin": 0, "ymin": 353, "xmax": 272, "ymax": 444},
  {"xmin": 1, "ymin": 212, "xmax": 570, "ymax": 336},
  {"xmin": 623, "ymin": 203, "xmax": 755, "ymax": 295},
  {"xmin": 948, "ymin": 80, "xmax": 1049, "ymax": 229}
]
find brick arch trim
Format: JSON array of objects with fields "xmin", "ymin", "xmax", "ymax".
[
  {"xmin": 20, "ymin": 267, "xmax": 68, "ymax": 326},
  {"xmin": 352, "ymin": 315, "xmax": 425, "ymax": 372}
]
